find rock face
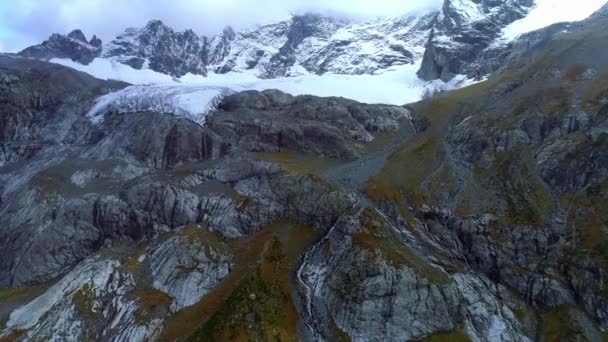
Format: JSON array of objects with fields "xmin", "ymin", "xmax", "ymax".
[
  {"xmin": 103, "ymin": 20, "xmax": 208, "ymax": 77},
  {"xmin": 18, "ymin": 30, "xmax": 103, "ymax": 64},
  {"xmin": 16, "ymin": 11, "xmax": 435, "ymax": 78},
  {"xmin": 100, "ymin": 14, "xmax": 434, "ymax": 78},
  {"xmin": 417, "ymin": 0, "xmax": 534, "ymax": 81},
  {"xmin": 209, "ymin": 89, "xmax": 410, "ymax": 158}
]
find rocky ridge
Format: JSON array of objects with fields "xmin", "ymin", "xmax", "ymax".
[
  {"xmin": 19, "ymin": 29, "xmax": 103, "ymax": 65},
  {"xmin": 18, "ymin": 0, "xmax": 540, "ymax": 80}
]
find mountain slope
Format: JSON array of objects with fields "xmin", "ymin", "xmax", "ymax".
[{"xmin": 1, "ymin": 4, "xmax": 608, "ymax": 341}]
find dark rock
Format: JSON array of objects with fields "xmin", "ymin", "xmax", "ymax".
[
  {"xmin": 18, "ymin": 30, "xmax": 102, "ymax": 65},
  {"xmin": 418, "ymin": 0, "xmax": 534, "ymax": 81}
]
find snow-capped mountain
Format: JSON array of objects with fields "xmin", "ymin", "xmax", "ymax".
[
  {"xmin": 18, "ymin": 0, "xmax": 539, "ymax": 81},
  {"xmin": 97, "ymin": 13, "xmax": 436, "ymax": 79},
  {"xmin": 14, "ymin": 0, "xmax": 608, "ymax": 113},
  {"xmin": 418, "ymin": 0, "xmax": 534, "ymax": 80},
  {"xmin": 19, "ymin": 29, "xmax": 102, "ymax": 65},
  {"xmin": 103, "ymin": 20, "xmax": 208, "ymax": 77}
]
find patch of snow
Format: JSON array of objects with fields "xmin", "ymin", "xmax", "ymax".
[
  {"xmin": 449, "ymin": 0, "xmax": 485, "ymax": 23},
  {"xmin": 86, "ymin": 84, "xmax": 234, "ymax": 125},
  {"xmin": 502, "ymin": 0, "xmax": 606, "ymax": 39},
  {"xmin": 52, "ymin": 57, "xmax": 177, "ymax": 84},
  {"xmin": 52, "ymin": 56, "xmax": 476, "ymax": 125}
]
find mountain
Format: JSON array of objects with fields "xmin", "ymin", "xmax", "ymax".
[
  {"xmin": 17, "ymin": 0, "xmax": 539, "ymax": 81},
  {"xmin": 417, "ymin": 0, "xmax": 534, "ymax": 80},
  {"xmin": 2, "ymin": 1, "xmax": 608, "ymax": 341},
  {"xmin": 97, "ymin": 13, "xmax": 435, "ymax": 79},
  {"xmin": 102, "ymin": 20, "xmax": 208, "ymax": 77},
  {"xmin": 19, "ymin": 29, "xmax": 102, "ymax": 65}
]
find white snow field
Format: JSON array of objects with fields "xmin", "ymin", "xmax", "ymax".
[
  {"xmin": 55, "ymin": 57, "xmax": 470, "ymax": 124},
  {"xmin": 502, "ymin": 0, "xmax": 606, "ymax": 39}
]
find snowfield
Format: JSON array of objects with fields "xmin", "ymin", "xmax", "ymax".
[
  {"xmin": 55, "ymin": 57, "xmax": 472, "ymax": 125},
  {"xmin": 502, "ymin": 0, "xmax": 606, "ymax": 39}
]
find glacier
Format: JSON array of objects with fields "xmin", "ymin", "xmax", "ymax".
[{"xmin": 58, "ymin": 58, "xmax": 472, "ymax": 125}]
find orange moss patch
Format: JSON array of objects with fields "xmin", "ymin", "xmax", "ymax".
[
  {"xmin": 133, "ymin": 288, "xmax": 173, "ymax": 322},
  {"xmin": 563, "ymin": 64, "xmax": 588, "ymax": 82},
  {"xmin": 352, "ymin": 208, "xmax": 449, "ymax": 284},
  {"xmin": 162, "ymin": 223, "xmax": 318, "ymax": 341}
]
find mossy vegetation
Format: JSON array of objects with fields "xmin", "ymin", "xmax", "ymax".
[
  {"xmin": 415, "ymin": 328, "xmax": 471, "ymax": 342},
  {"xmin": 563, "ymin": 180, "xmax": 608, "ymax": 264},
  {"xmin": 256, "ymin": 152, "xmax": 336, "ymax": 175},
  {"xmin": 563, "ymin": 64, "xmax": 589, "ymax": 82},
  {"xmin": 583, "ymin": 71, "xmax": 608, "ymax": 110},
  {"xmin": 539, "ymin": 306, "xmax": 604, "ymax": 342},
  {"xmin": 363, "ymin": 76, "xmax": 487, "ymax": 210},
  {"xmin": 0, "ymin": 287, "xmax": 31, "ymax": 302},
  {"xmin": 0, "ymin": 329, "xmax": 26, "ymax": 342},
  {"xmin": 181, "ymin": 224, "xmax": 229, "ymax": 254},
  {"xmin": 352, "ymin": 208, "xmax": 449, "ymax": 284},
  {"xmin": 72, "ymin": 283, "xmax": 99, "ymax": 320},
  {"xmin": 365, "ymin": 132, "xmax": 444, "ymax": 208},
  {"xmin": 191, "ymin": 237, "xmax": 298, "ymax": 341},
  {"xmin": 328, "ymin": 318, "xmax": 352, "ymax": 342},
  {"xmin": 133, "ymin": 288, "xmax": 173, "ymax": 323},
  {"xmin": 162, "ymin": 223, "xmax": 318, "ymax": 341},
  {"xmin": 478, "ymin": 149, "xmax": 554, "ymax": 227}
]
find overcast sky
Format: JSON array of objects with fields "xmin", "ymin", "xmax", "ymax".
[{"xmin": 0, "ymin": 0, "xmax": 442, "ymax": 52}]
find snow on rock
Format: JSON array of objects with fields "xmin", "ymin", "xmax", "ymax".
[
  {"xmin": 86, "ymin": 84, "xmax": 235, "ymax": 125},
  {"xmin": 56, "ymin": 57, "xmax": 474, "ymax": 125},
  {"xmin": 51, "ymin": 57, "xmax": 177, "ymax": 84},
  {"xmin": 502, "ymin": 0, "xmax": 607, "ymax": 39}
]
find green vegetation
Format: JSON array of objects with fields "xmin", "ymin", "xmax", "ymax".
[
  {"xmin": 415, "ymin": 328, "xmax": 471, "ymax": 342},
  {"xmin": 162, "ymin": 223, "xmax": 319, "ymax": 341},
  {"xmin": 540, "ymin": 306, "xmax": 597, "ymax": 342},
  {"xmin": 328, "ymin": 319, "xmax": 352, "ymax": 342},
  {"xmin": 181, "ymin": 224, "xmax": 230, "ymax": 254},
  {"xmin": 256, "ymin": 152, "xmax": 336, "ymax": 175},
  {"xmin": 0, "ymin": 287, "xmax": 30, "ymax": 302},
  {"xmin": 189, "ymin": 224, "xmax": 317, "ymax": 342},
  {"xmin": 583, "ymin": 71, "xmax": 608, "ymax": 109},
  {"xmin": 563, "ymin": 180, "xmax": 608, "ymax": 264},
  {"xmin": 191, "ymin": 237, "xmax": 298, "ymax": 341},
  {"xmin": 563, "ymin": 64, "xmax": 589, "ymax": 82},
  {"xmin": 133, "ymin": 288, "xmax": 173, "ymax": 323},
  {"xmin": 352, "ymin": 208, "xmax": 449, "ymax": 284},
  {"xmin": 478, "ymin": 149, "xmax": 554, "ymax": 227},
  {"xmin": 0, "ymin": 329, "xmax": 26, "ymax": 342},
  {"xmin": 72, "ymin": 283, "xmax": 98, "ymax": 320},
  {"xmin": 363, "ymin": 77, "xmax": 491, "ymax": 210}
]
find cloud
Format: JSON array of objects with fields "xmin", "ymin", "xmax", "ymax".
[{"xmin": 0, "ymin": 0, "xmax": 442, "ymax": 52}]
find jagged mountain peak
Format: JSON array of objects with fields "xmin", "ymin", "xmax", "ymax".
[
  {"xmin": 417, "ymin": 0, "xmax": 535, "ymax": 81},
  {"xmin": 221, "ymin": 25, "xmax": 236, "ymax": 40},
  {"xmin": 67, "ymin": 29, "xmax": 88, "ymax": 42},
  {"xmin": 18, "ymin": 29, "xmax": 102, "ymax": 65},
  {"xmin": 18, "ymin": 0, "xmax": 603, "ymax": 82}
]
